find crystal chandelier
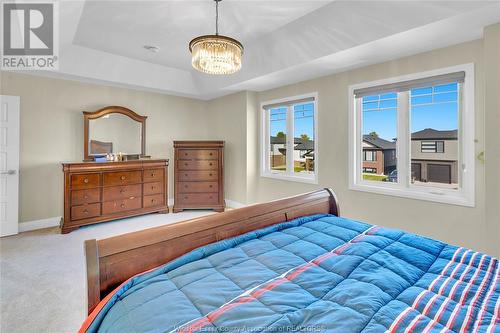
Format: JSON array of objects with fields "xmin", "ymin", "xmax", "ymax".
[{"xmin": 189, "ymin": 0, "xmax": 243, "ymax": 75}]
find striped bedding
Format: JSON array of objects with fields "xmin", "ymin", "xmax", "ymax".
[{"xmin": 80, "ymin": 214, "xmax": 499, "ymax": 333}]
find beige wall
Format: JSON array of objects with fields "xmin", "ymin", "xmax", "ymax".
[
  {"xmin": 0, "ymin": 72, "xmax": 210, "ymax": 223},
  {"xmin": 484, "ymin": 24, "xmax": 500, "ymax": 258}
]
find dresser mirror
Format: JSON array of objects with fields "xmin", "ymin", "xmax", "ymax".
[{"xmin": 83, "ymin": 106, "xmax": 147, "ymax": 161}]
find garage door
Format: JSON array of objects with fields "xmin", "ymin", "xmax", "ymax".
[{"xmin": 427, "ymin": 164, "xmax": 451, "ymax": 184}]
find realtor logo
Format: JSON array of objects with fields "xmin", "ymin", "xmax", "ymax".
[{"xmin": 1, "ymin": 2, "xmax": 59, "ymax": 70}]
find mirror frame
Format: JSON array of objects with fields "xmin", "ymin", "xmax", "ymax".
[{"xmin": 83, "ymin": 106, "xmax": 147, "ymax": 161}]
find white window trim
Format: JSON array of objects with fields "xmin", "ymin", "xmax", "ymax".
[
  {"xmin": 260, "ymin": 92, "xmax": 319, "ymax": 184},
  {"xmin": 348, "ymin": 64, "xmax": 475, "ymax": 207}
]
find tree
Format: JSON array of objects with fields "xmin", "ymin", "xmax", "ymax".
[
  {"xmin": 300, "ymin": 133, "xmax": 310, "ymax": 141},
  {"xmin": 368, "ymin": 131, "xmax": 379, "ymax": 138},
  {"xmin": 276, "ymin": 131, "xmax": 286, "ymax": 138}
]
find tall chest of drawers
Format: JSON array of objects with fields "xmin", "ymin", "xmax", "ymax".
[
  {"xmin": 61, "ymin": 159, "xmax": 168, "ymax": 233},
  {"xmin": 173, "ymin": 141, "xmax": 225, "ymax": 213}
]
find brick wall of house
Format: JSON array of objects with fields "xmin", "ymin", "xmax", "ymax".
[{"xmin": 363, "ymin": 150, "xmax": 384, "ymax": 174}]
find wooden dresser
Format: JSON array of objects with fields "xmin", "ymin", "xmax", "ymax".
[
  {"xmin": 61, "ymin": 159, "xmax": 168, "ymax": 233},
  {"xmin": 173, "ymin": 141, "xmax": 224, "ymax": 213}
]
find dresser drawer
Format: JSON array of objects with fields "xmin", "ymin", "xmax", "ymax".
[
  {"xmin": 178, "ymin": 149, "xmax": 218, "ymax": 160},
  {"xmin": 71, "ymin": 188, "xmax": 100, "ymax": 206},
  {"xmin": 143, "ymin": 169, "xmax": 164, "ymax": 183},
  {"xmin": 103, "ymin": 171, "xmax": 142, "ymax": 186},
  {"xmin": 144, "ymin": 194, "xmax": 164, "ymax": 208},
  {"xmin": 178, "ymin": 181, "xmax": 218, "ymax": 193},
  {"xmin": 178, "ymin": 160, "xmax": 218, "ymax": 171},
  {"xmin": 102, "ymin": 197, "xmax": 142, "ymax": 215},
  {"xmin": 178, "ymin": 171, "xmax": 218, "ymax": 181},
  {"xmin": 71, "ymin": 173, "xmax": 100, "ymax": 190},
  {"xmin": 143, "ymin": 182, "xmax": 164, "ymax": 196},
  {"xmin": 71, "ymin": 203, "xmax": 100, "ymax": 221},
  {"xmin": 102, "ymin": 184, "xmax": 142, "ymax": 202},
  {"xmin": 177, "ymin": 193, "xmax": 219, "ymax": 205}
]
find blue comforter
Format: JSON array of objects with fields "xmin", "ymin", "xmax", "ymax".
[{"xmin": 81, "ymin": 214, "xmax": 499, "ymax": 333}]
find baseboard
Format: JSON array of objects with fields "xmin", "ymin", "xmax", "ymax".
[
  {"xmin": 19, "ymin": 216, "xmax": 61, "ymax": 233},
  {"xmin": 225, "ymin": 199, "xmax": 246, "ymax": 209}
]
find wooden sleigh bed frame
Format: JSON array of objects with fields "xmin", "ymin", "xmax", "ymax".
[{"xmin": 84, "ymin": 188, "xmax": 340, "ymax": 314}]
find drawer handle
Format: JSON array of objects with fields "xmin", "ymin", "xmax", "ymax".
[
  {"xmin": 184, "ymin": 162, "xmax": 188, "ymax": 166},
  {"xmin": 209, "ymin": 173, "xmax": 213, "ymax": 177},
  {"xmin": 209, "ymin": 152, "xmax": 213, "ymax": 156},
  {"xmin": 184, "ymin": 153, "xmax": 188, "ymax": 156},
  {"xmin": 120, "ymin": 176, "xmax": 126, "ymax": 181},
  {"xmin": 84, "ymin": 195, "xmax": 89, "ymax": 199},
  {"xmin": 209, "ymin": 163, "xmax": 213, "ymax": 166},
  {"xmin": 184, "ymin": 196, "xmax": 188, "ymax": 199},
  {"xmin": 184, "ymin": 185, "xmax": 188, "ymax": 188},
  {"xmin": 209, "ymin": 196, "xmax": 213, "ymax": 199},
  {"xmin": 185, "ymin": 174, "xmax": 188, "ymax": 177},
  {"xmin": 151, "ymin": 199, "xmax": 156, "ymax": 203},
  {"xmin": 83, "ymin": 209, "xmax": 89, "ymax": 214},
  {"xmin": 151, "ymin": 186, "xmax": 155, "ymax": 190},
  {"xmin": 120, "ymin": 203, "xmax": 125, "ymax": 208},
  {"xmin": 120, "ymin": 188, "xmax": 125, "ymax": 193},
  {"xmin": 209, "ymin": 185, "xmax": 213, "ymax": 188},
  {"xmin": 83, "ymin": 178, "xmax": 89, "ymax": 183},
  {"xmin": 151, "ymin": 173, "xmax": 155, "ymax": 177}
]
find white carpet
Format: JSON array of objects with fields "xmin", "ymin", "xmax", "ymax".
[{"xmin": 0, "ymin": 211, "xmax": 214, "ymax": 333}]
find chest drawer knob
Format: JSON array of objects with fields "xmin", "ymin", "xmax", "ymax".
[
  {"xmin": 151, "ymin": 186, "xmax": 155, "ymax": 190},
  {"xmin": 84, "ymin": 178, "xmax": 89, "ymax": 184},
  {"xmin": 209, "ymin": 185, "xmax": 213, "ymax": 188},
  {"xmin": 120, "ymin": 188, "xmax": 125, "ymax": 193},
  {"xmin": 151, "ymin": 199, "xmax": 156, "ymax": 203},
  {"xmin": 185, "ymin": 173, "xmax": 188, "ymax": 177},
  {"xmin": 151, "ymin": 173, "xmax": 155, "ymax": 177},
  {"xmin": 120, "ymin": 176, "xmax": 126, "ymax": 181},
  {"xmin": 184, "ymin": 185, "xmax": 188, "ymax": 188},
  {"xmin": 209, "ymin": 152, "xmax": 213, "ymax": 156},
  {"xmin": 84, "ymin": 195, "xmax": 89, "ymax": 199},
  {"xmin": 120, "ymin": 203, "xmax": 125, "ymax": 208},
  {"xmin": 184, "ymin": 196, "xmax": 188, "ymax": 199},
  {"xmin": 83, "ymin": 209, "xmax": 89, "ymax": 214},
  {"xmin": 184, "ymin": 152, "xmax": 188, "ymax": 156},
  {"xmin": 209, "ymin": 173, "xmax": 213, "ymax": 177}
]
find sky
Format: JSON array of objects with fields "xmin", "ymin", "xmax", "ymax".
[
  {"xmin": 268, "ymin": 83, "xmax": 458, "ymax": 143},
  {"xmin": 270, "ymin": 102, "xmax": 314, "ymax": 139},
  {"xmin": 362, "ymin": 83, "xmax": 459, "ymax": 141}
]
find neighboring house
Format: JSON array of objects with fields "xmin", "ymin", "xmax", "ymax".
[
  {"xmin": 362, "ymin": 135, "xmax": 396, "ymax": 175},
  {"xmin": 270, "ymin": 136, "xmax": 314, "ymax": 170},
  {"xmin": 410, "ymin": 128, "xmax": 458, "ymax": 184}
]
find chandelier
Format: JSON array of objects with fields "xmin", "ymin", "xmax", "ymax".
[{"xmin": 189, "ymin": 0, "xmax": 243, "ymax": 75}]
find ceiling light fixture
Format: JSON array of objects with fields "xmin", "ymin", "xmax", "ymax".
[{"xmin": 189, "ymin": 0, "xmax": 243, "ymax": 75}]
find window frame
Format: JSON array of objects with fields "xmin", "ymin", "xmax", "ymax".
[
  {"xmin": 260, "ymin": 92, "xmax": 318, "ymax": 184},
  {"xmin": 348, "ymin": 64, "xmax": 475, "ymax": 207}
]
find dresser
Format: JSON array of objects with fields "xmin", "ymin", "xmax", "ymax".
[
  {"xmin": 173, "ymin": 141, "xmax": 225, "ymax": 213},
  {"xmin": 61, "ymin": 159, "xmax": 168, "ymax": 233}
]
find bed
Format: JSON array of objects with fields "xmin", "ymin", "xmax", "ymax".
[{"xmin": 80, "ymin": 189, "xmax": 499, "ymax": 333}]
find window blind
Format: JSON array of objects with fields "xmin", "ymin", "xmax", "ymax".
[
  {"xmin": 353, "ymin": 71, "xmax": 465, "ymax": 98},
  {"xmin": 262, "ymin": 97, "xmax": 315, "ymax": 110}
]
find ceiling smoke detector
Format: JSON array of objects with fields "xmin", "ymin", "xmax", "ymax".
[{"xmin": 143, "ymin": 45, "xmax": 160, "ymax": 53}]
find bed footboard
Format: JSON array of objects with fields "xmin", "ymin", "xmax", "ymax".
[{"xmin": 85, "ymin": 188, "xmax": 340, "ymax": 313}]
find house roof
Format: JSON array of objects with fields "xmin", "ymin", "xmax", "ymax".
[
  {"xmin": 411, "ymin": 128, "xmax": 458, "ymax": 140},
  {"xmin": 271, "ymin": 136, "xmax": 314, "ymax": 151},
  {"xmin": 362, "ymin": 135, "xmax": 396, "ymax": 150}
]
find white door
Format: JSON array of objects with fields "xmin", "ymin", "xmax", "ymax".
[{"xmin": 0, "ymin": 95, "xmax": 20, "ymax": 237}]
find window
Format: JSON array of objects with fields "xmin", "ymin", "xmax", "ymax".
[
  {"xmin": 261, "ymin": 93, "xmax": 318, "ymax": 183},
  {"xmin": 349, "ymin": 64, "xmax": 474, "ymax": 206},
  {"xmin": 421, "ymin": 141, "xmax": 445, "ymax": 153},
  {"xmin": 363, "ymin": 150, "xmax": 377, "ymax": 161}
]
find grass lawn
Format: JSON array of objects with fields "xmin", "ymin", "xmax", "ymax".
[
  {"xmin": 272, "ymin": 166, "xmax": 306, "ymax": 172},
  {"xmin": 363, "ymin": 173, "xmax": 388, "ymax": 181}
]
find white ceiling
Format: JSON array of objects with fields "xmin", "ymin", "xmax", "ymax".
[
  {"xmin": 27, "ymin": 1, "xmax": 500, "ymax": 99},
  {"xmin": 73, "ymin": 1, "xmax": 331, "ymax": 70}
]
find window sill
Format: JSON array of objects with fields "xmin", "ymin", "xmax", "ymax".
[
  {"xmin": 261, "ymin": 172, "xmax": 318, "ymax": 184},
  {"xmin": 349, "ymin": 182, "xmax": 474, "ymax": 207}
]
